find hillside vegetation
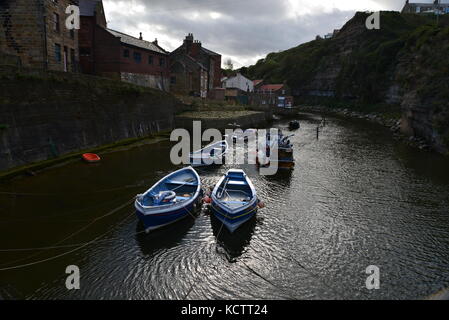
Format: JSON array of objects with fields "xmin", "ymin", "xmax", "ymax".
[{"xmin": 241, "ymin": 11, "xmax": 449, "ymax": 152}]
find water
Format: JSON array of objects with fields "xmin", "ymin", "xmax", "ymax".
[{"xmin": 1, "ymin": 113, "xmax": 449, "ymax": 300}]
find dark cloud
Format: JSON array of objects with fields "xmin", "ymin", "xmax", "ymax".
[{"xmin": 101, "ymin": 0, "xmax": 421, "ymax": 66}]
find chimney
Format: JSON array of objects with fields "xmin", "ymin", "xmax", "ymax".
[
  {"xmin": 191, "ymin": 39, "xmax": 202, "ymax": 58},
  {"xmin": 139, "ymin": 32, "xmax": 143, "ymax": 40},
  {"xmin": 184, "ymin": 33, "xmax": 194, "ymax": 52},
  {"xmin": 153, "ymin": 38, "xmax": 158, "ymax": 46}
]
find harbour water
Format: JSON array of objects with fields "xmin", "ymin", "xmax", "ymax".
[{"xmin": 1, "ymin": 113, "xmax": 449, "ymax": 299}]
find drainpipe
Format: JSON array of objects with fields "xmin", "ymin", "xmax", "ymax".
[{"xmin": 41, "ymin": 0, "xmax": 48, "ymax": 70}]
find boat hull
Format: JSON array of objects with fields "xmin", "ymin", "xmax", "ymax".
[
  {"xmin": 135, "ymin": 195, "xmax": 200, "ymax": 232},
  {"xmin": 211, "ymin": 200, "xmax": 258, "ymax": 233}
]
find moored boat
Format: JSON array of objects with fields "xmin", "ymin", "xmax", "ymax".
[
  {"xmin": 135, "ymin": 166, "xmax": 202, "ymax": 232},
  {"xmin": 189, "ymin": 140, "xmax": 228, "ymax": 167},
  {"xmin": 211, "ymin": 169, "xmax": 258, "ymax": 233}
]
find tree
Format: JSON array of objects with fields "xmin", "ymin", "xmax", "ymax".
[{"xmin": 224, "ymin": 58, "xmax": 233, "ymax": 70}]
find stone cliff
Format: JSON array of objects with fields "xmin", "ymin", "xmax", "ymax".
[{"xmin": 243, "ymin": 11, "xmax": 449, "ymax": 154}]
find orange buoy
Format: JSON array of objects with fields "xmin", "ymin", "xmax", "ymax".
[
  {"xmin": 203, "ymin": 196, "xmax": 212, "ymax": 204},
  {"xmin": 82, "ymin": 153, "xmax": 101, "ymax": 163}
]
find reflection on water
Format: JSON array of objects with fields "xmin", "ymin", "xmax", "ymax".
[
  {"xmin": 136, "ymin": 217, "xmax": 196, "ymax": 257},
  {"xmin": 1, "ymin": 114, "xmax": 449, "ymax": 300},
  {"xmin": 210, "ymin": 214, "xmax": 257, "ymax": 263}
]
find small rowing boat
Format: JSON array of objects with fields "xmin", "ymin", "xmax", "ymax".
[
  {"xmin": 135, "ymin": 166, "xmax": 202, "ymax": 232},
  {"xmin": 82, "ymin": 153, "xmax": 101, "ymax": 163},
  {"xmin": 211, "ymin": 169, "xmax": 258, "ymax": 233},
  {"xmin": 189, "ymin": 140, "xmax": 228, "ymax": 167}
]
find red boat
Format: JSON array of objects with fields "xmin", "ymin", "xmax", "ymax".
[{"xmin": 82, "ymin": 153, "xmax": 101, "ymax": 163}]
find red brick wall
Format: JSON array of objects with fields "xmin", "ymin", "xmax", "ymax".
[
  {"xmin": 79, "ymin": 16, "xmax": 95, "ymax": 73},
  {"xmin": 119, "ymin": 45, "xmax": 170, "ymax": 77},
  {"xmin": 93, "ymin": 26, "xmax": 121, "ymax": 76}
]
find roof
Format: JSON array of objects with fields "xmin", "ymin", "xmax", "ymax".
[
  {"xmin": 253, "ymin": 80, "xmax": 263, "ymax": 86},
  {"xmin": 260, "ymin": 84, "xmax": 284, "ymax": 91},
  {"xmin": 201, "ymin": 47, "xmax": 220, "ymax": 56},
  {"xmin": 106, "ymin": 29, "xmax": 168, "ymax": 55},
  {"xmin": 79, "ymin": 0, "xmax": 101, "ymax": 16}
]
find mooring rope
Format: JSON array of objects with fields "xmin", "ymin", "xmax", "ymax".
[
  {"xmin": 0, "ymin": 198, "xmax": 135, "ymax": 268},
  {"xmin": 0, "ymin": 196, "xmax": 133, "ymax": 224},
  {"xmin": 0, "ymin": 184, "xmax": 144, "ymax": 197},
  {"xmin": 0, "ymin": 211, "xmax": 136, "ymax": 272}
]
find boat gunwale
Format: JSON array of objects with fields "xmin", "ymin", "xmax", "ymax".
[
  {"xmin": 135, "ymin": 166, "xmax": 201, "ymax": 215},
  {"xmin": 211, "ymin": 169, "xmax": 257, "ymax": 215}
]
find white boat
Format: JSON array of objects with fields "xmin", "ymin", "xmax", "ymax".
[{"xmin": 189, "ymin": 140, "xmax": 228, "ymax": 167}]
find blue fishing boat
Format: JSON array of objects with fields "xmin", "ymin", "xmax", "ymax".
[
  {"xmin": 189, "ymin": 140, "xmax": 228, "ymax": 167},
  {"xmin": 211, "ymin": 169, "xmax": 258, "ymax": 233},
  {"xmin": 135, "ymin": 166, "xmax": 202, "ymax": 232}
]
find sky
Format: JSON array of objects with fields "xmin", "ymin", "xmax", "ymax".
[{"xmin": 101, "ymin": 0, "xmax": 443, "ymax": 67}]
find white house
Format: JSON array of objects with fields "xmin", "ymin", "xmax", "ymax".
[{"xmin": 222, "ymin": 73, "xmax": 254, "ymax": 92}]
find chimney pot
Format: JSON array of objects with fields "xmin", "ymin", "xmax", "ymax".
[{"xmin": 139, "ymin": 32, "xmax": 143, "ymax": 40}]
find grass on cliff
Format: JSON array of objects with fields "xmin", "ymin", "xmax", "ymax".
[{"xmin": 241, "ymin": 11, "xmax": 448, "ymax": 104}]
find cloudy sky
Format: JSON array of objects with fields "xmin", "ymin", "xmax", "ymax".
[{"xmin": 101, "ymin": 0, "xmax": 441, "ymax": 67}]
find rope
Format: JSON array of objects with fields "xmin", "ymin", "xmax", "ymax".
[
  {"xmin": 0, "ymin": 211, "xmax": 135, "ymax": 272},
  {"xmin": 0, "ymin": 184, "xmax": 144, "ymax": 197},
  {"xmin": 0, "ymin": 196, "xmax": 131, "ymax": 223},
  {"xmin": 0, "ymin": 198, "xmax": 135, "ymax": 268}
]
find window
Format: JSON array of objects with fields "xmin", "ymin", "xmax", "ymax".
[
  {"xmin": 170, "ymin": 76, "xmax": 176, "ymax": 84},
  {"xmin": 79, "ymin": 47, "xmax": 90, "ymax": 56},
  {"xmin": 159, "ymin": 57, "xmax": 165, "ymax": 67},
  {"xmin": 55, "ymin": 44, "xmax": 61, "ymax": 63},
  {"xmin": 53, "ymin": 13, "xmax": 60, "ymax": 32},
  {"xmin": 133, "ymin": 52, "xmax": 142, "ymax": 63},
  {"xmin": 148, "ymin": 55, "xmax": 153, "ymax": 65},
  {"xmin": 123, "ymin": 49, "xmax": 129, "ymax": 58}
]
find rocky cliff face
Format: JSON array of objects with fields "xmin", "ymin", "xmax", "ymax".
[{"xmin": 244, "ymin": 11, "xmax": 449, "ymax": 154}]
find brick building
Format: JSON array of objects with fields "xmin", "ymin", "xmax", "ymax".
[
  {"xmin": 0, "ymin": 0, "xmax": 79, "ymax": 71},
  {"xmin": 79, "ymin": 0, "xmax": 170, "ymax": 90},
  {"xmin": 252, "ymin": 83, "xmax": 293, "ymax": 107},
  {"xmin": 170, "ymin": 33, "xmax": 222, "ymax": 97}
]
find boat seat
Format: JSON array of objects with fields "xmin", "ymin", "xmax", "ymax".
[
  {"xmin": 227, "ymin": 180, "xmax": 246, "ymax": 186},
  {"xmin": 166, "ymin": 180, "xmax": 196, "ymax": 185}
]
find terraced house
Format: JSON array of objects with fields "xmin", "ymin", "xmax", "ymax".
[
  {"xmin": 79, "ymin": 0, "xmax": 170, "ymax": 90},
  {"xmin": 402, "ymin": 0, "xmax": 449, "ymax": 14},
  {"xmin": 170, "ymin": 33, "xmax": 222, "ymax": 98},
  {"xmin": 0, "ymin": 0, "xmax": 79, "ymax": 71}
]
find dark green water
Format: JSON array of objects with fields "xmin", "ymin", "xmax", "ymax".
[{"xmin": 1, "ymin": 114, "xmax": 449, "ymax": 299}]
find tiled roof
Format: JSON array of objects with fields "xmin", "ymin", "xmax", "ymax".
[
  {"xmin": 201, "ymin": 47, "xmax": 220, "ymax": 56},
  {"xmin": 106, "ymin": 29, "xmax": 168, "ymax": 55},
  {"xmin": 260, "ymin": 84, "xmax": 284, "ymax": 91}
]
